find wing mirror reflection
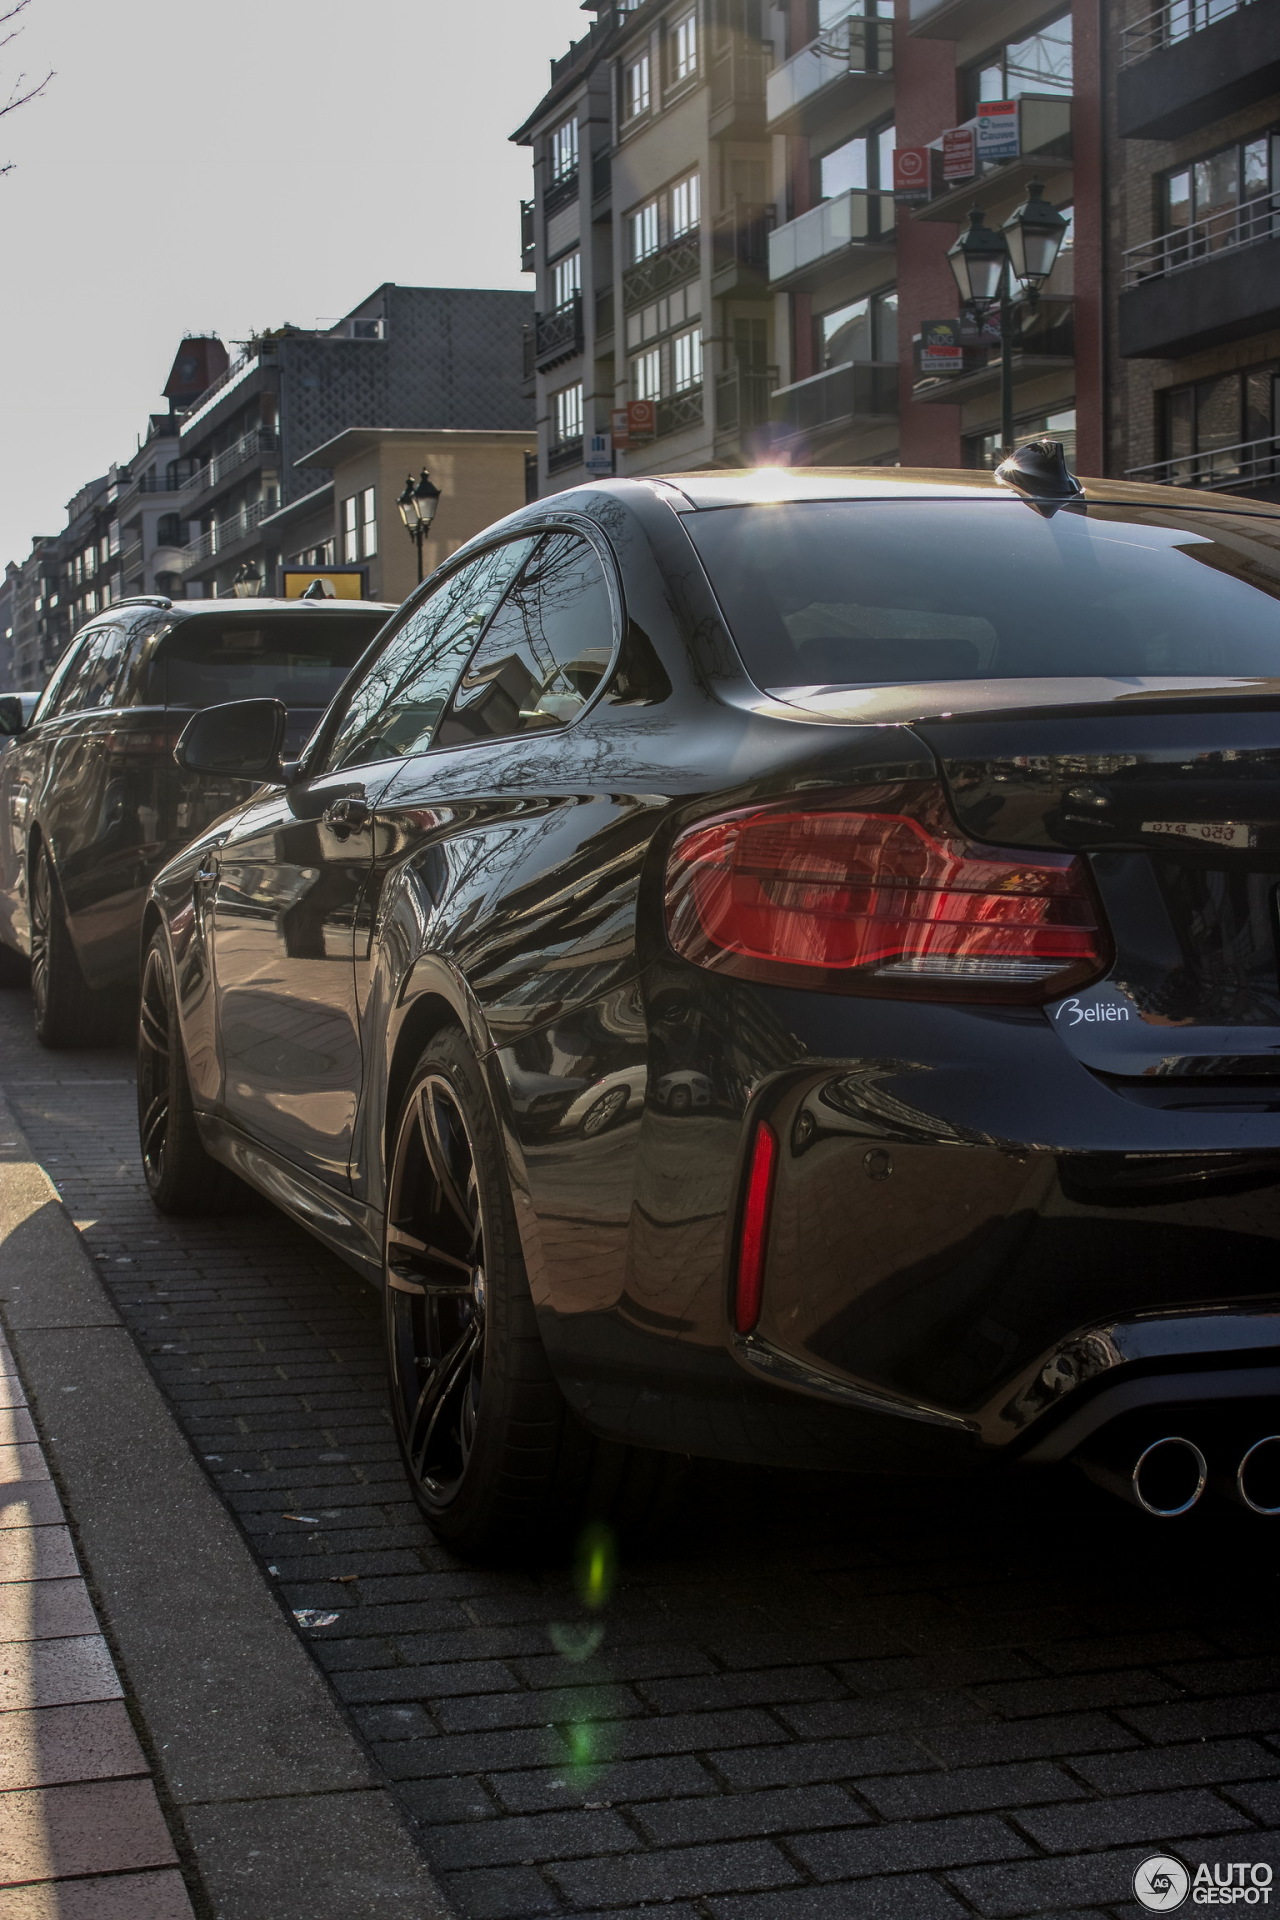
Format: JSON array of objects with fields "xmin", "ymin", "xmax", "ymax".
[
  {"xmin": 175, "ymin": 698, "xmax": 289, "ymax": 781},
  {"xmin": 0, "ymin": 695, "xmax": 28, "ymax": 737}
]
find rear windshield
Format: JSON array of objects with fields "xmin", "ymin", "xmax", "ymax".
[
  {"xmin": 157, "ymin": 613, "xmax": 385, "ymax": 709},
  {"xmin": 683, "ymin": 501, "xmax": 1280, "ymax": 688}
]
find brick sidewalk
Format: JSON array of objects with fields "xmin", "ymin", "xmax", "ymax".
[{"xmin": 0, "ymin": 1327, "xmax": 195, "ymax": 1919}]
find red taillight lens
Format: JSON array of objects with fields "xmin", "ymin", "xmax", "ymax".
[
  {"xmin": 665, "ymin": 785, "xmax": 1108, "ymax": 1002},
  {"xmin": 734, "ymin": 1120, "xmax": 777, "ymax": 1335}
]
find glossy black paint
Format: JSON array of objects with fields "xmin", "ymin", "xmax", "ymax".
[
  {"xmin": 0, "ymin": 600, "xmax": 391, "ymax": 994},
  {"xmin": 146, "ymin": 476, "xmax": 1280, "ymax": 1478}
]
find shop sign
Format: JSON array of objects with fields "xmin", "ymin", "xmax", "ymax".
[
  {"xmin": 892, "ymin": 146, "xmax": 931, "ymax": 202},
  {"xmin": 942, "ymin": 126, "xmax": 977, "ymax": 182},
  {"xmin": 919, "ymin": 320, "xmax": 965, "ymax": 374},
  {"xmin": 975, "ymin": 99, "xmax": 1020, "ymax": 162}
]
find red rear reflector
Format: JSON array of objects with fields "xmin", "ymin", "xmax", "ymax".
[
  {"xmin": 734, "ymin": 1121, "xmax": 777, "ymax": 1335},
  {"xmin": 666, "ymin": 785, "xmax": 1108, "ymax": 1003}
]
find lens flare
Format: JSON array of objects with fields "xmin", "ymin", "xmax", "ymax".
[{"xmin": 575, "ymin": 1522, "xmax": 617, "ymax": 1612}]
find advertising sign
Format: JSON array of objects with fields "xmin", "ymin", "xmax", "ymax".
[
  {"xmin": 626, "ymin": 399, "xmax": 657, "ymax": 443},
  {"xmin": 280, "ymin": 568, "xmax": 367, "ymax": 600},
  {"xmin": 975, "ymin": 100, "xmax": 1019, "ymax": 163},
  {"xmin": 611, "ymin": 407, "xmax": 631, "ymax": 451},
  {"xmin": 892, "ymin": 145, "xmax": 930, "ymax": 202},
  {"xmin": 941, "ymin": 126, "xmax": 977, "ymax": 182},
  {"xmin": 584, "ymin": 432, "xmax": 614, "ymax": 477},
  {"xmin": 919, "ymin": 321, "xmax": 965, "ymax": 375}
]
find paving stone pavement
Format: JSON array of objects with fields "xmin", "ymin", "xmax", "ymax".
[{"xmin": 2, "ymin": 989, "xmax": 1279, "ymax": 1920}]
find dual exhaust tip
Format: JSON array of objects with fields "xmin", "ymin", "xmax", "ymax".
[{"xmin": 1083, "ymin": 1433, "xmax": 1280, "ymax": 1518}]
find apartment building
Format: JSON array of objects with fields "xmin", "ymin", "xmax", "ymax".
[
  {"xmin": 173, "ymin": 284, "xmax": 534, "ymax": 598},
  {"xmin": 116, "ymin": 337, "xmax": 228, "ymax": 601},
  {"xmin": 0, "ymin": 566, "xmax": 17, "ymax": 687},
  {"xmin": 513, "ymin": 0, "xmax": 777, "ymax": 494},
  {"xmin": 1109, "ymin": 0, "xmax": 1280, "ymax": 500}
]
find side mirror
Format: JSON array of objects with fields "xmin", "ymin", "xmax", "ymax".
[
  {"xmin": 0, "ymin": 696, "xmax": 27, "ymax": 737},
  {"xmin": 175, "ymin": 699, "xmax": 287, "ymax": 780}
]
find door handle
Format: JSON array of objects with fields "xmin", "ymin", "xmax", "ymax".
[{"xmin": 322, "ymin": 795, "xmax": 372, "ymax": 838}]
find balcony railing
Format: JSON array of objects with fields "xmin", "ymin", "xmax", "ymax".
[
  {"xmin": 125, "ymin": 468, "xmax": 195, "ymax": 496},
  {"xmin": 521, "ymin": 199, "xmax": 536, "ymax": 272},
  {"xmin": 714, "ymin": 366, "xmax": 779, "ymax": 436},
  {"xmin": 1121, "ymin": 0, "xmax": 1259, "ymax": 68},
  {"xmin": 177, "ymin": 499, "xmax": 270, "ymax": 571},
  {"xmin": 768, "ymin": 190, "xmax": 895, "ymax": 286},
  {"xmin": 548, "ymin": 436, "xmax": 584, "ymax": 474},
  {"xmin": 622, "ymin": 232, "xmax": 701, "ymax": 311},
  {"xmin": 766, "ymin": 16, "xmax": 893, "ymax": 130},
  {"xmin": 657, "ymin": 387, "xmax": 705, "ymax": 437},
  {"xmin": 545, "ymin": 168, "xmax": 580, "ymax": 219},
  {"xmin": 1126, "ymin": 433, "xmax": 1280, "ymax": 491},
  {"xmin": 534, "ymin": 296, "xmax": 584, "ymax": 370},
  {"xmin": 180, "ymin": 429, "xmax": 278, "ymax": 504},
  {"xmin": 772, "ymin": 361, "xmax": 899, "ymax": 437},
  {"xmin": 1123, "ymin": 186, "xmax": 1280, "ymax": 287},
  {"xmin": 713, "ymin": 200, "xmax": 775, "ymax": 278},
  {"xmin": 119, "ymin": 542, "xmax": 143, "ymax": 578}
]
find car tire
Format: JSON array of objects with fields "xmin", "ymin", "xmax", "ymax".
[
  {"xmin": 384, "ymin": 1028, "xmax": 685, "ymax": 1562},
  {"xmin": 0, "ymin": 940, "xmax": 29, "ymax": 988},
  {"xmin": 29, "ymin": 843, "xmax": 112, "ymax": 1049},
  {"xmin": 137, "ymin": 930, "xmax": 239, "ymax": 1214},
  {"xmin": 579, "ymin": 1085, "xmax": 629, "ymax": 1138}
]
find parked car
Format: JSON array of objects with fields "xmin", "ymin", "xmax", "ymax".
[
  {"xmin": 137, "ymin": 452, "xmax": 1280, "ymax": 1557},
  {"xmin": 0, "ymin": 595, "xmax": 393, "ymax": 1041}
]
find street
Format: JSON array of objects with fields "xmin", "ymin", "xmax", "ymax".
[{"xmin": 2, "ymin": 984, "xmax": 1279, "ymax": 1920}]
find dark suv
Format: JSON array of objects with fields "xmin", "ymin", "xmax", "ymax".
[{"xmin": 0, "ymin": 594, "xmax": 392, "ymax": 1045}]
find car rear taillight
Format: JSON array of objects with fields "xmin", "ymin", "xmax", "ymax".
[
  {"xmin": 734, "ymin": 1120, "xmax": 777, "ymax": 1335},
  {"xmin": 665, "ymin": 783, "xmax": 1108, "ymax": 1003}
]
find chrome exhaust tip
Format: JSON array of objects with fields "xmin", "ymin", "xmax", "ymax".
[
  {"xmin": 1131, "ymin": 1436, "xmax": 1207, "ymax": 1517},
  {"xmin": 1236, "ymin": 1435, "xmax": 1280, "ymax": 1515}
]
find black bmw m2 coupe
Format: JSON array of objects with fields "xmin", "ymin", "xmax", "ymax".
[{"xmin": 137, "ymin": 451, "xmax": 1280, "ymax": 1556}]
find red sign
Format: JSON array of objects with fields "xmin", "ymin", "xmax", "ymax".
[
  {"xmin": 626, "ymin": 399, "xmax": 656, "ymax": 442},
  {"xmin": 942, "ymin": 125, "xmax": 977, "ymax": 182},
  {"xmin": 893, "ymin": 145, "xmax": 930, "ymax": 202}
]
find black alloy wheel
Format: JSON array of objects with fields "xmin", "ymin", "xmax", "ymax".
[
  {"xmin": 137, "ymin": 931, "xmax": 236, "ymax": 1214},
  {"xmin": 29, "ymin": 843, "xmax": 106, "ymax": 1049},
  {"xmin": 580, "ymin": 1085, "xmax": 629, "ymax": 1138},
  {"xmin": 384, "ymin": 1028, "xmax": 687, "ymax": 1561}
]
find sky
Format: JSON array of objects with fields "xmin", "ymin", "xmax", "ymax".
[{"xmin": 0, "ymin": 0, "xmax": 588, "ymax": 568}]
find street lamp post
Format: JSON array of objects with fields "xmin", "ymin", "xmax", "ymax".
[
  {"xmin": 946, "ymin": 182, "xmax": 1069, "ymax": 459},
  {"xmin": 397, "ymin": 469, "xmax": 443, "ymax": 584}
]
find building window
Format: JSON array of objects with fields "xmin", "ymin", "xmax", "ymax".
[
  {"xmin": 553, "ymin": 382, "xmax": 584, "ymax": 447},
  {"xmin": 670, "ymin": 171, "xmax": 700, "ymax": 238},
  {"xmin": 673, "ymin": 326, "xmax": 703, "ymax": 393},
  {"xmin": 629, "ymin": 197, "xmax": 660, "ymax": 262},
  {"xmin": 965, "ymin": 11, "xmax": 1072, "ymax": 113},
  {"xmin": 816, "ymin": 119, "xmax": 895, "ymax": 201},
  {"xmin": 1163, "ymin": 366, "xmax": 1278, "ymax": 467},
  {"xmin": 817, "ymin": 287, "xmax": 897, "ymax": 369},
  {"xmin": 624, "ymin": 51, "xmax": 652, "ymax": 121},
  {"xmin": 361, "ymin": 487, "xmax": 377, "ymax": 559},
  {"xmin": 670, "ymin": 10, "xmax": 698, "ymax": 84},
  {"xmin": 343, "ymin": 494, "xmax": 360, "ymax": 564},
  {"xmin": 550, "ymin": 116, "xmax": 579, "ymax": 183},
  {"xmin": 966, "ymin": 407, "xmax": 1076, "ymax": 470},
  {"xmin": 1163, "ymin": 133, "xmax": 1276, "ymax": 243},
  {"xmin": 552, "ymin": 250, "xmax": 582, "ymax": 312},
  {"xmin": 631, "ymin": 348, "xmax": 662, "ymax": 401}
]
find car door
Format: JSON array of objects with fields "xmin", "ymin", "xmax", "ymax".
[
  {"xmin": 206, "ymin": 537, "xmax": 536, "ymax": 1189},
  {"xmin": 0, "ymin": 632, "xmax": 93, "ymax": 954}
]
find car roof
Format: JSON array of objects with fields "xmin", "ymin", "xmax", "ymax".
[
  {"xmin": 163, "ymin": 597, "xmax": 395, "ymax": 617},
  {"xmin": 601, "ymin": 467, "xmax": 1280, "ymax": 520}
]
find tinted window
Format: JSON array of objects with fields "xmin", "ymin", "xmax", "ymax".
[
  {"xmin": 684, "ymin": 501, "xmax": 1280, "ymax": 687},
  {"xmin": 33, "ymin": 636, "xmax": 92, "ymax": 722},
  {"xmin": 435, "ymin": 534, "xmax": 615, "ymax": 748},
  {"xmin": 50, "ymin": 626, "xmax": 128, "ymax": 715},
  {"xmin": 158, "ymin": 613, "xmax": 384, "ymax": 710},
  {"xmin": 325, "ymin": 541, "xmax": 536, "ymax": 771}
]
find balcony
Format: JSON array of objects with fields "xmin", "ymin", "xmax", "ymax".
[
  {"xmin": 1119, "ymin": 188, "xmax": 1280, "ymax": 357},
  {"xmin": 656, "ymin": 388, "xmax": 704, "ymax": 438},
  {"xmin": 770, "ymin": 361, "xmax": 898, "ymax": 442},
  {"xmin": 1119, "ymin": 0, "xmax": 1278, "ymax": 139},
  {"xmin": 521, "ymin": 199, "xmax": 536, "ymax": 273},
  {"xmin": 533, "ymin": 296, "xmax": 584, "ymax": 372},
  {"xmin": 622, "ymin": 232, "xmax": 701, "ymax": 311},
  {"xmin": 768, "ymin": 190, "xmax": 895, "ymax": 291},
  {"xmin": 119, "ymin": 542, "xmax": 143, "ymax": 580},
  {"xmin": 912, "ymin": 300, "xmax": 1075, "ymax": 403},
  {"xmin": 708, "ymin": 38, "xmax": 770, "ymax": 138},
  {"xmin": 766, "ymin": 17, "xmax": 892, "ymax": 137},
  {"xmin": 1126, "ymin": 433, "xmax": 1280, "ymax": 494},
  {"xmin": 548, "ymin": 436, "xmax": 583, "ymax": 475},
  {"xmin": 909, "ymin": 0, "xmax": 1000, "ymax": 37},
  {"xmin": 913, "ymin": 99, "xmax": 1072, "ymax": 222},
  {"xmin": 712, "ymin": 200, "xmax": 775, "ymax": 297},
  {"xmin": 714, "ymin": 366, "xmax": 779, "ymax": 440},
  {"xmin": 545, "ymin": 169, "xmax": 579, "ymax": 219},
  {"xmin": 177, "ymin": 499, "xmax": 271, "ymax": 572},
  {"xmin": 179, "ymin": 429, "xmax": 278, "ymax": 510}
]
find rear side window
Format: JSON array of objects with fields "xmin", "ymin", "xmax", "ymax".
[
  {"xmin": 157, "ymin": 614, "xmax": 384, "ymax": 710},
  {"xmin": 435, "ymin": 534, "xmax": 616, "ymax": 748},
  {"xmin": 49, "ymin": 625, "xmax": 129, "ymax": 716},
  {"xmin": 325, "ymin": 539, "xmax": 536, "ymax": 771},
  {"xmin": 683, "ymin": 501, "xmax": 1280, "ymax": 687}
]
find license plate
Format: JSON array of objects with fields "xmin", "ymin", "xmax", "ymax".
[{"xmin": 1141, "ymin": 819, "xmax": 1256, "ymax": 849}]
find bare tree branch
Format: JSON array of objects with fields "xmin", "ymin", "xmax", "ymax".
[{"xmin": 0, "ymin": 0, "xmax": 51, "ymax": 173}]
